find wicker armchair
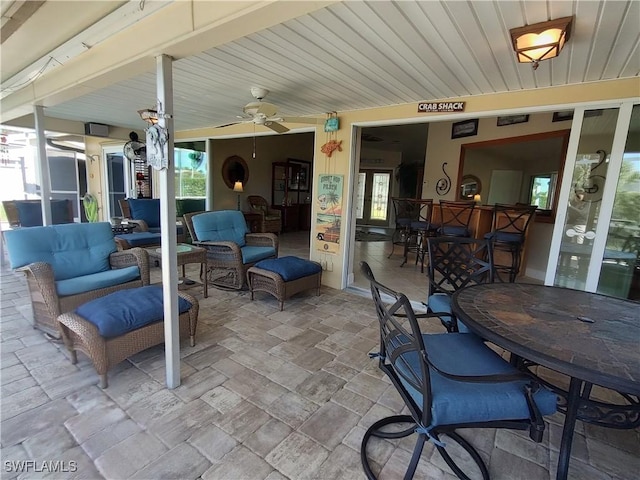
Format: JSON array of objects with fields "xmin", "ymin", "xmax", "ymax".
[
  {"xmin": 247, "ymin": 195, "xmax": 282, "ymax": 234},
  {"xmin": 4, "ymin": 222, "xmax": 150, "ymax": 337},
  {"xmin": 184, "ymin": 210, "xmax": 278, "ymax": 290}
]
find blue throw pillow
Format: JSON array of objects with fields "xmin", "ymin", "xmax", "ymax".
[{"xmin": 75, "ymin": 286, "xmax": 192, "ymax": 338}]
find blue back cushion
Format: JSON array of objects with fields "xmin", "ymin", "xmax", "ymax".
[
  {"xmin": 5, "ymin": 222, "xmax": 116, "ymax": 280},
  {"xmin": 14, "ymin": 200, "xmax": 72, "ymax": 227},
  {"xmin": 75, "ymin": 285, "xmax": 192, "ymax": 337},
  {"xmin": 128, "ymin": 199, "xmax": 161, "ymax": 228},
  {"xmin": 192, "ymin": 210, "xmax": 248, "ymax": 247}
]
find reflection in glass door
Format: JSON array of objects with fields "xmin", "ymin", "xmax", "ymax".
[
  {"xmin": 104, "ymin": 147, "xmax": 129, "ymax": 219},
  {"xmin": 553, "ymin": 108, "xmax": 620, "ymax": 291},
  {"xmin": 597, "ymin": 104, "xmax": 640, "ymax": 300},
  {"xmin": 548, "ymin": 103, "xmax": 637, "ymax": 299},
  {"xmin": 355, "ymin": 170, "xmax": 391, "ymax": 227}
]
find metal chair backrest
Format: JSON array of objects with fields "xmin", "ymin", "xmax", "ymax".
[
  {"xmin": 426, "ymin": 236, "xmax": 494, "ymax": 296},
  {"xmin": 490, "ymin": 203, "xmax": 538, "ymax": 238},
  {"xmin": 410, "ymin": 199, "xmax": 434, "ymax": 228},
  {"xmin": 391, "ymin": 197, "xmax": 421, "ymax": 225},
  {"xmin": 438, "ymin": 200, "xmax": 476, "ymax": 230},
  {"xmin": 360, "ymin": 261, "xmax": 431, "ymax": 422}
]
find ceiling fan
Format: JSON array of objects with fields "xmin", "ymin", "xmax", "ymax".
[{"xmin": 217, "ymin": 87, "xmax": 323, "ymax": 134}]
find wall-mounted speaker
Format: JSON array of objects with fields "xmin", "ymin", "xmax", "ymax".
[{"xmin": 84, "ymin": 122, "xmax": 110, "ymax": 137}]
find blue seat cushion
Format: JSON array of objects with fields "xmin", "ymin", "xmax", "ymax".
[
  {"xmin": 485, "ymin": 231, "xmax": 525, "ymax": 244},
  {"xmin": 75, "ymin": 285, "xmax": 192, "ymax": 338},
  {"xmin": 57, "ymin": 266, "xmax": 141, "ymax": 296},
  {"xmin": 439, "ymin": 225, "xmax": 470, "ymax": 237},
  {"xmin": 394, "ymin": 333, "xmax": 557, "ymax": 427},
  {"xmin": 128, "ymin": 199, "xmax": 161, "ymax": 228},
  {"xmin": 5, "ymin": 222, "xmax": 116, "ymax": 280},
  {"xmin": 427, "ymin": 293, "xmax": 470, "ymax": 333},
  {"xmin": 115, "ymin": 232, "xmax": 162, "ymax": 248},
  {"xmin": 255, "ymin": 256, "xmax": 322, "ymax": 281},
  {"xmin": 192, "ymin": 210, "xmax": 248, "ymax": 247},
  {"xmin": 410, "ymin": 221, "xmax": 431, "ymax": 230},
  {"xmin": 241, "ymin": 246, "xmax": 277, "ymax": 265}
]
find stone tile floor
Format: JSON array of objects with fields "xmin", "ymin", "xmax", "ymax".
[{"xmin": 1, "ymin": 246, "xmax": 639, "ymax": 479}]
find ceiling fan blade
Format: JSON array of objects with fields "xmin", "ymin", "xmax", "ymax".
[
  {"xmin": 264, "ymin": 121, "xmax": 289, "ymax": 134},
  {"xmin": 256, "ymin": 102, "xmax": 278, "ymax": 117},
  {"xmin": 215, "ymin": 120, "xmax": 249, "ymax": 128},
  {"xmin": 278, "ymin": 116, "xmax": 324, "ymax": 125}
]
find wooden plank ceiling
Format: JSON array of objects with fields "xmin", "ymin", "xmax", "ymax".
[{"xmin": 1, "ymin": 1, "xmax": 638, "ymax": 132}]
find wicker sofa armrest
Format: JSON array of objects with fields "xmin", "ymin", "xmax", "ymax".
[
  {"xmin": 266, "ymin": 208, "xmax": 281, "ymax": 218},
  {"xmin": 17, "ymin": 262, "xmax": 60, "ymax": 317},
  {"xmin": 246, "ymin": 233, "xmax": 278, "ymax": 250},
  {"xmin": 195, "ymin": 240, "xmax": 243, "ymax": 261},
  {"xmin": 126, "ymin": 219, "xmax": 148, "ymax": 232},
  {"xmin": 109, "ymin": 248, "xmax": 150, "ymax": 285}
]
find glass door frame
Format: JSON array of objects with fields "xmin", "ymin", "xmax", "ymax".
[
  {"xmin": 102, "ymin": 144, "xmax": 131, "ymax": 220},
  {"xmin": 545, "ymin": 101, "xmax": 636, "ymax": 291}
]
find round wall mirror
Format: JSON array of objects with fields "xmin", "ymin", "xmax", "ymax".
[
  {"xmin": 222, "ymin": 155, "xmax": 249, "ymax": 189},
  {"xmin": 460, "ymin": 174, "xmax": 481, "ymax": 200}
]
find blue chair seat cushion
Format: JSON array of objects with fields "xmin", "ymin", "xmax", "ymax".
[
  {"xmin": 241, "ymin": 246, "xmax": 277, "ymax": 265},
  {"xmin": 439, "ymin": 225, "xmax": 470, "ymax": 237},
  {"xmin": 57, "ymin": 266, "xmax": 141, "ymax": 297},
  {"xmin": 255, "ymin": 256, "xmax": 322, "ymax": 281},
  {"xmin": 394, "ymin": 333, "xmax": 557, "ymax": 427},
  {"xmin": 75, "ymin": 285, "xmax": 192, "ymax": 338},
  {"xmin": 115, "ymin": 232, "xmax": 162, "ymax": 247},
  {"xmin": 485, "ymin": 231, "xmax": 525, "ymax": 244},
  {"xmin": 427, "ymin": 293, "xmax": 470, "ymax": 333}
]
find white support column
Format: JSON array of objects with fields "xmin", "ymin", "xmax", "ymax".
[
  {"xmin": 156, "ymin": 54, "xmax": 180, "ymax": 388},
  {"xmin": 33, "ymin": 105, "xmax": 52, "ymax": 225}
]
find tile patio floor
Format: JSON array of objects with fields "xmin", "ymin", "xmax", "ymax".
[{"xmin": 1, "ymin": 233, "xmax": 638, "ymax": 479}]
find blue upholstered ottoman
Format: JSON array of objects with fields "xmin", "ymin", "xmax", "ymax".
[
  {"xmin": 247, "ymin": 256, "xmax": 322, "ymax": 311},
  {"xmin": 57, "ymin": 286, "xmax": 199, "ymax": 388}
]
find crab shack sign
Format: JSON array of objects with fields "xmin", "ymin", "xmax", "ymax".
[{"xmin": 418, "ymin": 101, "xmax": 465, "ymax": 113}]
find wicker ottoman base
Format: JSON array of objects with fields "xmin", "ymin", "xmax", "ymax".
[
  {"xmin": 57, "ymin": 290, "xmax": 199, "ymax": 388},
  {"xmin": 247, "ymin": 259, "xmax": 322, "ymax": 311}
]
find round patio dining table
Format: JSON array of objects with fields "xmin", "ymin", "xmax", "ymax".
[{"xmin": 451, "ymin": 283, "xmax": 640, "ymax": 480}]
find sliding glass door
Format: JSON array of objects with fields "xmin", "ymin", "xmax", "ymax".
[{"xmin": 546, "ymin": 102, "xmax": 638, "ymax": 299}]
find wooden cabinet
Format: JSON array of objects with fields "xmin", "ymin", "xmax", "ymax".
[{"xmin": 272, "ymin": 160, "xmax": 312, "ymax": 232}]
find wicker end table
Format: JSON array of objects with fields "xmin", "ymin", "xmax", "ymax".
[{"xmin": 146, "ymin": 244, "xmax": 208, "ymax": 298}]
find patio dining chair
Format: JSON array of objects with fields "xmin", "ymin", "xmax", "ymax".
[
  {"xmin": 360, "ymin": 261, "xmax": 557, "ymax": 480},
  {"xmin": 437, "ymin": 199, "xmax": 476, "ymax": 237},
  {"xmin": 425, "ymin": 237, "xmax": 494, "ymax": 333},
  {"xmin": 484, "ymin": 203, "xmax": 537, "ymax": 282}
]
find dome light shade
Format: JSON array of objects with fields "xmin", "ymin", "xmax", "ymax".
[{"xmin": 510, "ymin": 16, "xmax": 573, "ymax": 70}]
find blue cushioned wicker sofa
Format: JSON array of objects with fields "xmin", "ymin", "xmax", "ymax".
[{"xmin": 4, "ymin": 222, "xmax": 149, "ymax": 337}]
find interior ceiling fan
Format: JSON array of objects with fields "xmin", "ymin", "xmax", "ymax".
[{"xmin": 218, "ymin": 87, "xmax": 324, "ymax": 133}]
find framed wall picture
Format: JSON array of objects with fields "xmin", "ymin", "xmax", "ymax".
[
  {"xmin": 451, "ymin": 119, "xmax": 479, "ymax": 139},
  {"xmin": 552, "ymin": 111, "xmax": 574, "ymax": 122},
  {"xmin": 497, "ymin": 114, "xmax": 529, "ymax": 126}
]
